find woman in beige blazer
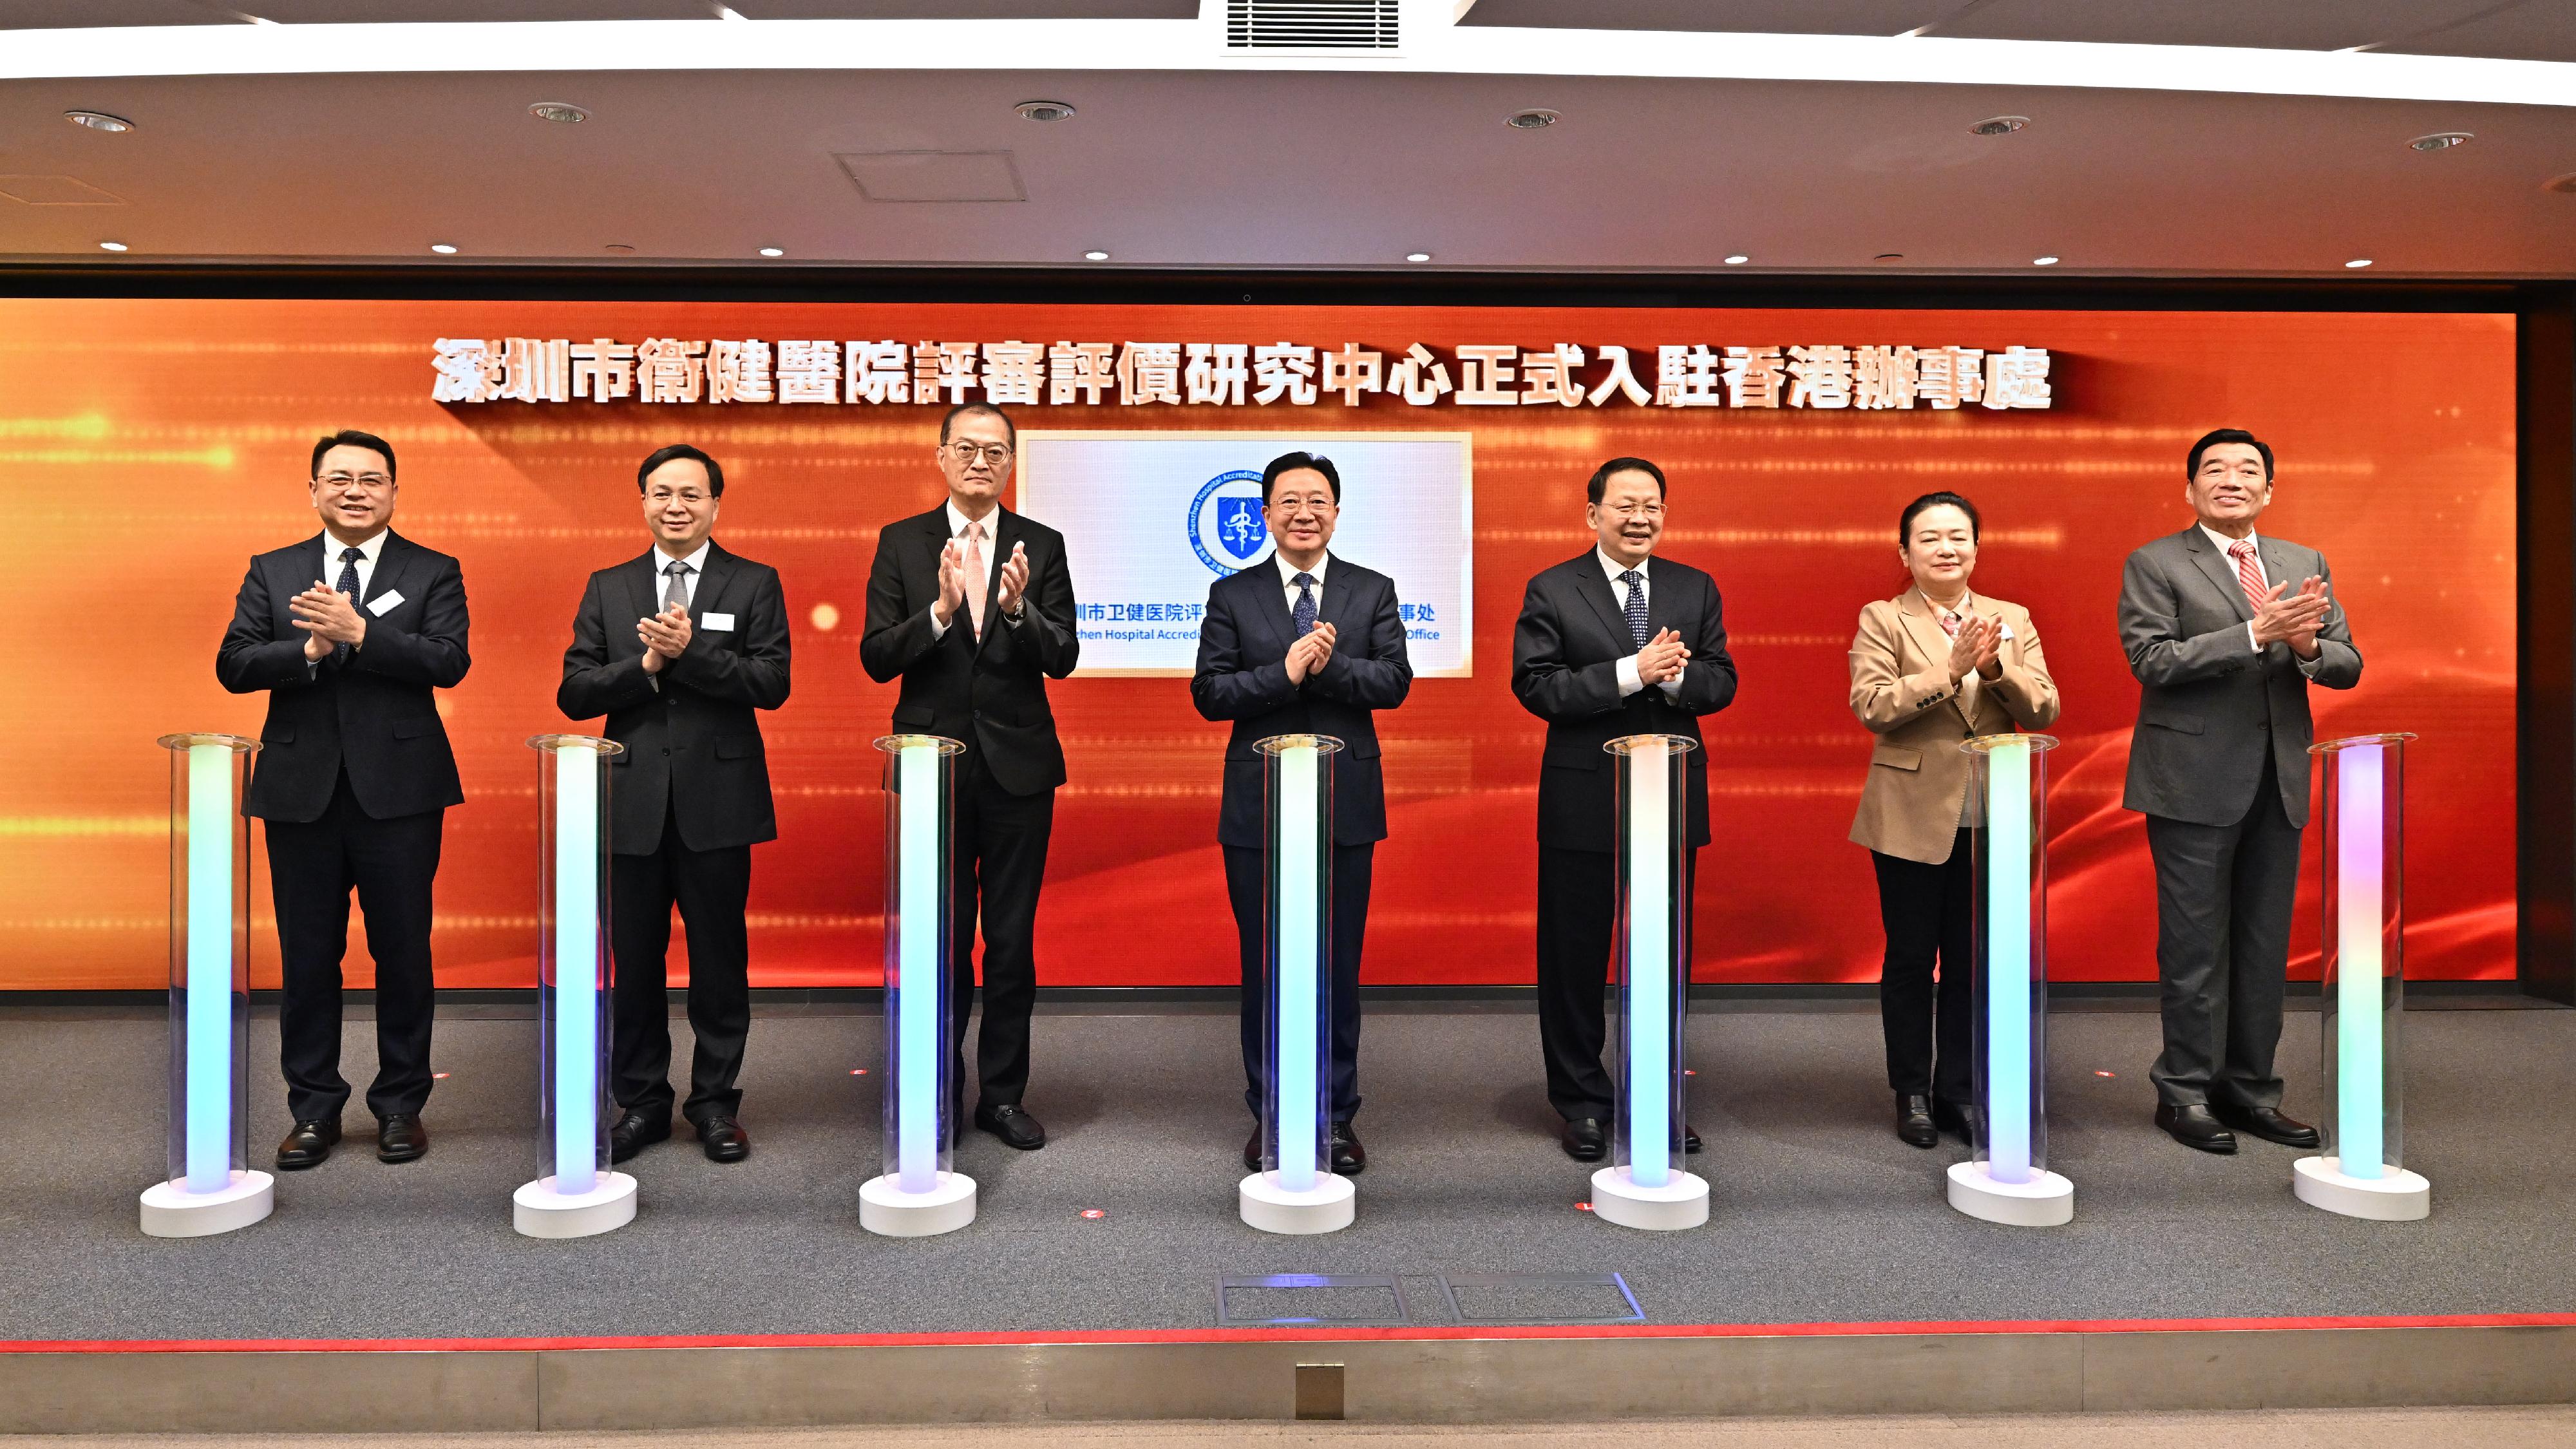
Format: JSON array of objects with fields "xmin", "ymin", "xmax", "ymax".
[{"xmin": 1848, "ymin": 492, "xmax": 2059, "ymax": 1148}]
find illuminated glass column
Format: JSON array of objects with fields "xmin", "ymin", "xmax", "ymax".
[
  {"xmin": 1949, "ymin": 733, "xmax": 2074, "ymax": 1226},
  {"xmin": 861, "ymin": 734, "xmax": 977, "ymax": 1236},
  {"xmin": 1591, "ymin": 734, "xmax": 1708, "ymax": 1231},
  {"xmin": 513, "ymin": 735, "xmax": 636, "ymax": 1238},
  {"xmin": 2295, "ymin": 733, "xmax": 2431, "ymax": 1220},
  {"xmin": 140, "ymin": 733, "xmax": 272, "ymax": 1238},
  {"xmin": 1239, "ymin": 734, "xmax": 1354, "ymax": 1234}
]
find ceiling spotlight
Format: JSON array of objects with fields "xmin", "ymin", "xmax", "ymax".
[
  {"xmin": 1406, "ymin": 252, "xmax": 1432, "ymax": 263},
  {"xmin": 64, "ymin": 109, "xmax": 135, "ymax": 133},
  {"xmin": 1969, "ymin": 115, "xmax": 2030, "ymax": 137},
  {"xmin": 2033, "ymin": 255, "xmax": 2060, "ymax": 266},
  {"xmin": 1872, "ymin": 252, "xmax": 1906, "ymax": 263},
  {"xmin": 1016, "ymin": 100, "xmax": 1077, "ymax": 123},
  {"xmin": 2345, "ymin": 258, "xmax": 2374, "ymax": 268},
  {"xmin": 528, "ymin": 101, "xmax": 589, "ymax": 125},
  {"xmin": 604, "ymin": 243, "xmax": 636, "ymax": 253},
  {"xmin": 429, "ymin": 243, "xmax": 457, "ymax": 254},
  {"xmin": 759, "ymin": 247, "xmax": 784, "ymax": 257},
  {"xmin": 2409, "ymin": 131, "xmax": 2473, "ymax": 151},
  {"xmin": 97, "ymin": 240, "xmax": 128, "ymax": 252},
  {"xmin": 1723, "ymin": 254, "xmax": 1749, "ymax": 265},
  {"xmin": 1083, "ymin": 249, "xmax": 1110, "ymax": 261},
  {"xmin": 1505, "ymin": 109, "xmax": 1560, "ymax": 130}
]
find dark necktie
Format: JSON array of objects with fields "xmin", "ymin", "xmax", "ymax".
[
  {"xmin": 663, "ymin": 560, "xmax": 692, "ymax": 614},
  {"xmin": 333, "ymin": 546, "xmax": 363, "ymax": 665},
  {"xmin": 1618, "ymin": 569, "xmax": 1649, "ymax": 649},
  {"xmin": 1291, "ymin": 572, "xmax": 1318, "ymax": 636}
]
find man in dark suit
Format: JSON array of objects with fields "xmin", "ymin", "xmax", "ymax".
[
  {"xmin": 860, "ymin": 402, "xmax": 1080, "ymax": 1150},
  {"xmin": 1192, "ymin": 451, "xmax": 1413, "ymax": 1176},
  {"xmin": 217, "ymin": 430, "xmax": 471, "ymax": 1170},
  {"xmin": 1510, "ymin": 456, "xmax": 1738, "ymax": 1163},
  {"xmin": 2121, "ymin": 428, "xmax": 2362, "ymax": 1154},
  {"xmin": 559, "ymin": 444, "xmax": 791, "ymax": 1164}
]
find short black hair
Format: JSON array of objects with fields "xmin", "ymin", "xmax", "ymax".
[
  {"xmin": 2186, "ymin": 428, "xmax": 2275, "ymax": 480},
  {"xmin": 940, "ymin": 401, "xmax": 1016, "ymax": 448},
  {"xmin": 311, "ymin": 430, "xmax": 395, "ymax": 482},
  {"xmin": 1587, "ymin": 456, "xmax": 1665, "ymax": 505},
  {"xmin": 1898, "ymin": 491, "xmax": 1981, "ymax": 545},
  {"xmin": 1261, "ymin": 451, "xmax": 1341, "ymax": 505},
  {"xmin": 638, "ymin": 442, "xmax": 724, "ymax": 498}
]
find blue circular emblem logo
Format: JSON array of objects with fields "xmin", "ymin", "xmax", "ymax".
[{"xmin": 1187, "ymin": 469, "xmax": 1273, "ymax": 576}]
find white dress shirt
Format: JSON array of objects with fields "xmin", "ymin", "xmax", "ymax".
[
  {"xmin": 1598, "ymin": 548, "xmax": 1681, "ymax": 699},
  {"xmin": 305, "ymin": 527, "xmax": 390, "ymax": 675},
  {"xmin": 1276, "ymin": 551, "xmax": 1328, "ymax": 621},
  {"xmin": 2201, "ymin": 524, "xmax": 2324, "ymax": 677},
  {"xmin": 649, "ymin": 538, "xmax": 712, "ymax": 609},
  {"xmin": 927, "ymin": 498, "xmax": 1007, "ymax": 638}
]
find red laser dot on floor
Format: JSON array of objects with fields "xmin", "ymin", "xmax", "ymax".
[
  {"xmin": 1684, "ymin": 1070, "xmax": 1696, "ymax": 1077},
  {"xmin": 1577, "ymin": 1202, "xmax": 1593, "ymax": 1212},
  {"xmin": 2095, "ymin": 1070, "xmax": 2116, "ymax": 1077},
  {"xmin": 851, "ymin": 1068, "xmax": 867, "ymax": 1075},
  {"xmin": 431, "ymin": 1072, "xmax": 450, "ymax": 1080},
  {"xmin": 1081, "ymin": 1209, "xmax": 1105, "ymax": 1219}
]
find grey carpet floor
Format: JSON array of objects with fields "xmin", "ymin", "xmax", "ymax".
[{"xmin": 0, "ymin": 1005, "xmax": 2566, "ymax": 1341}]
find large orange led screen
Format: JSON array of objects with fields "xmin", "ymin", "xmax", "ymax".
[{"xmin": 1, "ymin": 299, "xmax": 2514, "ymax": 990}]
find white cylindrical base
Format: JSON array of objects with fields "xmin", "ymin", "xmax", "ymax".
[
  {"xmin": 860, "ymin": 1171, "xmax": 978, "ymax": 1237},
  {"xmin": 1239, "ymin": 1170, "xmax": 1356, "ymax": 1235},
  {"xmin": 2294, "ymin": 1155, "xmax": 2431, "ymax": 1221},
  {"xmin": 1589, "ymin": 1165, "xmax": 1710, "ymax": 1231},
  {"xmin": 139, "ymin": 1170, "xmax": 274, "ymax": 1238},
  {"xmin": 1947, "ymin": 1161, "xmax": 2075, "ymax": 1227},
  {"xmin": 513, "ymin": 1171, "xmax": 638, "ymax": 1239}
]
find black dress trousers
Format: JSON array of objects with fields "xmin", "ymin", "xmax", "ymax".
[
  {"xmin": 947, "ymin": 744, "xmax": 1054, "ymax": 1114},
  {"xmin": 1226, "ymin": 840, "xmax": 1373, "ymax": 1124},
  {"xmin": 263, "ymin": 770, "xmax": 445, "ymax": 1124},
  {"xmin": 1534, "ymin": 842, "xmax": 1699, "ymax": 1124},
  {"xmin": 1869, "ymin": 827, "xmax": 1977, "ymax": 1107},
  {"xmin": 609, "ymin": 800, "xmax": 754, "ymax": 1126}
]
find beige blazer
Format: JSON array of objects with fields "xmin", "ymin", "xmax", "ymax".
[{"xmin": 1847, "ymin": 587, "xmax": 2060, "ymax": 865}]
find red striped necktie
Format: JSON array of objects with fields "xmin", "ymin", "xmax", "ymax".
[{"xmin": 2227, "ymin": 539, "xmax": 2267, "ymax": 611}]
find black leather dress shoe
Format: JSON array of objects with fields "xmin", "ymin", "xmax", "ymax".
[
  {"xmin": 376, "ymin": 1114, "xmax": 428, "ymax": 1164},
  {"xmin": 608, "ymin": 1109, "xmax": 670, "ymax": 1163},
  {"xmin": 1932, "ymin": 1097, "xmax": 1982, "ymax": 1144},
  {"xmin": 1242, "ymin": 1127, "xmax": 1263, "ymax": 1171},
  {"xmin": 2155, "ymin": 1102, "xmax": 2239, "ymax": 1154},
  {"xmin": 1683, "ymin": 1123, "xmax": 1702, "ymax": 1155},
  {"xmin": 1896, "ymin": 1094, "xmax": 1938, "ymax": 1149},
  {"xmin": 1562, "ymin": 1116, "xmax": 1607, "ymax": 1162},
  {"xmin": 1329, "ymin": 1121, "xmax": 1365, "ymax": 1175},
  {"xmin": 276, "ymin": 1118, "xmax": 339, "ymax": 1171},
  {"xmin": 974, "ymin": 1103, "xmax": 1047, "ymax": 1151},
  {"xmin": 2213, "ymin": 1102, "xmax": 2321, "ymax": 1148},
  {"xmin": 696, "ymin": 1116, "xmax": 750, "ymax": 1162}
]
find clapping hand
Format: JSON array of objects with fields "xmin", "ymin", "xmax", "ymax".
[
  {"xmin": 932, "ymin": 539, "xmax": 971, "ymax": 627},
  {"xmin": 1285, "ymin": 621, "xmax": 1338, "ymax": 685},
  {"xmin": 993, "ymin": 541, "xmax": 1030, "ymax": 619},
  {"xmin": 290, "ymin": 581, "xmax": 366, "ymax": 660},
  {"xmin": 2251, "ymin": 576, "xmax": 2330, "ymax": 656},
  {"xmin": 1944, "ymin": 614, "xmax": 1999, "ymax": 683},
  {"xmin": 637, "ymin": 601, "xmax": 692, "ymax": 672},
  {"xmin": 1636, "ymin": 627, "xmax": 1690, "ymax": 686}
]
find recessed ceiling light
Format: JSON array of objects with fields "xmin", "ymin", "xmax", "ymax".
[
  {"xmin": 2033, "ymin": 255, "xmax": 2060, "ymax": 266},
  {"xmin": 97, "ymin": 240, "xmax": 128, "ymax": 252},
  {"xmin": 429, "ymin": 243, "xmax": 457, "ymax": 254},
  {"xmin": 1506, "ymin": 109, "xmax": 1560, "ymax": 130},
  {"xmin": 528, "ymin": 101, "xmax": 589, "ymax": 125},
  {"xmin": 1723, "ymin": 254, "xmax": 1749, "ymax": 265},
  {"xmin": 1406, "ymin": 252, "xmax": 1432, "ymax": 263},
  {"xmin": 2409, "ymin": 131, "xmax": 2473, "ymax": 151},
  {"xmin": 1969, "ymin": 115, "xmax": 2030, "ymax": 136},
  {"xmin": 758, "ymin": 247, "xmax": 784, "ymax": 257},
  {"xmin": 1872, "ymin": 252, "xmax": 1906, "ymax": 263},
  {"xmin": 1016, "ymin": 100, "xmax": 1077, "ymax": 123},
  {"xmin": 64, "ymin": 109, "xmax": 135, "ymax": 133},
  {"xmin": 2346, "ymin": 258, "xmax": 2374, "ymax": 268},
  {"xmin": 1083, "ymin": 249, "xmax": 1110, "ymax": 261},
  {"xmin": 604, "ymin": 243, "xmax": 636, "ymax": 254}
]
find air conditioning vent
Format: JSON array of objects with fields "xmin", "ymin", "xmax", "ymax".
[{"xmin": 1226, "ymin": 0, "xmax": 1398, "ymax": 50}]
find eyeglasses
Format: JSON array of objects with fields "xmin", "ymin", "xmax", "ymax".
[
  {"xmin": 944, "ymin": 442, "xmax": 1014, "ymax": 467},
  {"xmin": 1602, "ymin": 500, "xmax": 1664, "ymax": 518},
  {"xmin": 316, "ymin": 472, "xmax": 392, "ymax": 489}
]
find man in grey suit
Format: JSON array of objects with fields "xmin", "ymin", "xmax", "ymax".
[{"xmin": 2119, "ymin": 428, "xmax": 2362, "ymax": 1154}]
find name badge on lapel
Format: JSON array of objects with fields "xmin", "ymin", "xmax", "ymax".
[
  {"xmin": 366, "ymin": 591, "xmax": 405, "ymax": 617},
  {"xmin": 702, "ymin": 612, "xmax": 736, "ymax": 632}
]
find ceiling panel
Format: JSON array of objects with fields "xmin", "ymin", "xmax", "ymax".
[
  {"xmin": 727, "ymin": 2, "xmax": 1196, "ymax": 17},
  {"xmin": 0, "ymin": 1, "xmax": 234, "ymax": 26},
  {"xmin": 1458, "ymin": 0, "xmax": 1956, "ymax": 36},
  {"xmin": 1932, "ymin": 0, "xmax": 2510, "ymax": 52},
  {"xmin": 2386, "ymin": 1, "xmax": 2576, "ymax": 63}
]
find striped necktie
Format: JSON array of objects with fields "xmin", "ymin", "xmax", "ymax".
[{"xmin": 332, "ymin": 546, "xmax": 363, "ymax": 665}]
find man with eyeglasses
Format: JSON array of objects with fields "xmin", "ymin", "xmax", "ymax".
[
  {"xmin": 861, "ymin": 402, "xmax": 1081, "ymax": 1151},
  {"xmin": 217, "ymin": 430, "xmax": 471, "ymax": 1171},
  {"xmin": 1510, "ymin": 457, "xmax": 1736, "ymax": 1164}
]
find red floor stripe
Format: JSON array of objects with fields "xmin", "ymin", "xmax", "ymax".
[{"xmin": 6, "ymin": 1312, "xmax": 2574, "ymax": 1354}]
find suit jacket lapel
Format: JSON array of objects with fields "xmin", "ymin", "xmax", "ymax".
[
  {"xmin": 621, "ymin": 553, "xmax": 659, "ymax": 654},
  {"xmin": 1316, "ymin": 554, "xmax": 1358, "ymax": 634},
  {"xmin": 362, "ymin": 532, "xmax": 415, "ymax": 613},
  {"xmin": 1572, "ymin": 555, "xmax": 1630, "ymax": 651},
  {"xmin": 1254, "ymin": 562, "xmax": 1298, "ymax": 654},
  {"xmin": 972, "ymin": 511, "xmax": 1016, "ymax": 655},
  {"xmin": 1895, "ymin": 589, "xmax": 1976, "ymax": 732},
  {"xmin": 694, "ymin": 541, "xmax": 740, "ymax": 627},
  {"xmin": 2260, "ymin": 536, "xmax": 2298, "ymax": 597},
  {"xmin": 2183, "ymin": 527, "xmax": 2255, "ymax": 625}
]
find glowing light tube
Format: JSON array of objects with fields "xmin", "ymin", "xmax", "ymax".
[
  {"xmin": 184, "ymin": 743, "xmax": 232, "ymax": 1194},
  {"xmin": 896, "ymin": 740, "xmax": 940, "ymax": 1194},
  {"xmin": 551, "ymin": 744, "xmax": 600, "ymax": 1195},
  {"xmin": 1984, "ymin": 738, "xmax": 2033, "ymax": 1185},
  {"xmin": 1276, "ymin": 741, "xmax": 1321, "ymax": 1194},
  {"xmin": 2336, "ymin": 745, "xmax": 2386, "ymax": 1179},
  {"xmin": 1626, "ymin": 740, "xmax": 1672, "ymax": 1190}
]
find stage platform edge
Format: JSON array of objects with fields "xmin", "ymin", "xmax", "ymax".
[{"xmin": 5, "ymin": 1316, "xmax": 2575, "ymax": 1432}]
